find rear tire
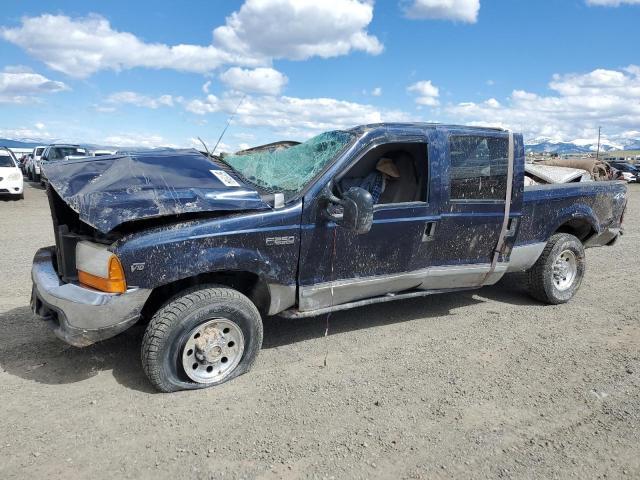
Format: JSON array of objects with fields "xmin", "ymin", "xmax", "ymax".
[
  {"xmin": 526, "ymin": 233, "xmax": 585, "ymax": 304},
  {"xmin": 141, "ymin": 285, "xmax": 263, "ymax": 393}
]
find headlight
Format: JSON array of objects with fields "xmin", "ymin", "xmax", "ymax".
[
  {"xmin": 75, "ymin": 241, "xmax": 127, "ymax": 293},
  {"xmin": 8, "ymin": 172, "xmax": 21, "ymax": 181}
]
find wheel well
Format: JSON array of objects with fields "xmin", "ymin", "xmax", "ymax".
[
  {"xmin": 140, "ymin": 271, "xmax": 270, "ymax": 322},
  {"xmin": 555, "ymin": 218, "xmax": 595, "ymax": 242}
]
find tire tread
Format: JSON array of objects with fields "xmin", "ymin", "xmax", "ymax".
[
  {"xmin": 141, "ymin": 285, "xmax": 261, "ymax": 393},
  {"xmin": 526, "ymin": 233, "xmax": 584, "ymax": 304}
]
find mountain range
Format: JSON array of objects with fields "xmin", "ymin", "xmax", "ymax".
[
  {"xmin": 3, "ymin": 136, "xmax": 640, "ymax": 154},
  {"xmin": 525, "ymin": 138, "xmax": 640, "ymax": 154}
]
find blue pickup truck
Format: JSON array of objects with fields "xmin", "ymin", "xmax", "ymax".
[{"xmin": 31, "ymin": 123, "xmax": 627, "ymax": 392}]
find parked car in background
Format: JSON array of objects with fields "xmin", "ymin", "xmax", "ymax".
[
  {"xmin": 39, "ymin": 144, "xmax": 89, "ymax": 185},
  {"xmin": 18, "ymin": 154, "xmax": 29, "ymax": 174},
  {"xmin": 92, "ymin": 149, "xmax": 117, "ymax": 157},
  {"xmin": 0, "ymin": 147, "xmax": 24, "ymax": 199},
  {"xmin": 608, "ymin": 162, "xmax": 639, "ymax": 183},
  {"xmin": 26, "ymin": 145, "xmax": 47, "ymax": 182}
]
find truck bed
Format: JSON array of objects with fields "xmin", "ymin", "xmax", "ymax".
[{"xmin": 518, "ymin": 181, "xmax": 627, "ymax": 247}]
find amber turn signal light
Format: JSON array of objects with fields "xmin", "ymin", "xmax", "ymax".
[{"xmin": 78, "ymin": 255, "xmax": 127, "ymax": 294}]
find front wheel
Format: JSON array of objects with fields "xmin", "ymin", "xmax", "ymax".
[
  {"xmin": 526, "ymin": 233, "xmax": 585, "ymax": 304},
  {"xmin": 141, "ymin": 285, "xmax": 263, "ymax": 392}
]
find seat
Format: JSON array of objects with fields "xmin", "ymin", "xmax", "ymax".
[{"xmin": 378, "ymin": 153, "xmax": 419, "ymax": 204}]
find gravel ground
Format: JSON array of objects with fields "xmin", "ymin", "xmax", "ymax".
[{"xmin": 0, "ymin": 181, "xmax": 638, "ymax": 479}]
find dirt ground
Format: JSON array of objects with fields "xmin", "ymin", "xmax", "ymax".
[{"xmin": 1, "ymin": 181, "xmax": 638, "ymax": 480}]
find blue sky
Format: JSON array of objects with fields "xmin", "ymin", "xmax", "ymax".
[{"xmin": 1, "ymin": 0, "xmax": 639, "ymax": 150}]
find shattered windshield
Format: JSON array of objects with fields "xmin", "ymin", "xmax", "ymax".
[{"xmin": 223, "ymin": 130, "xmax": 354, "ymax": 196}]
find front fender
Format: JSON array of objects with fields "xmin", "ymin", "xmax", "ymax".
[
  {"xmin": 124, "ymin": 242, "xmax": 290, "ymax": 289},
  {"xmin": 112, "ymin": 204, "xmax": 303, "ymax": 290}
]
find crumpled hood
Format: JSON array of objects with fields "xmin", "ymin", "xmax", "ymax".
[{"xmin": 43, "ymin": 149, "xmax": 270, "ymax": 234}]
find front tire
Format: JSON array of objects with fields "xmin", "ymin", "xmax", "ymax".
[
  {"xmin": 141, "ymin": 285, "xmax": 263, "ymax": 393},
  {"xmin": 526, "ymin": 233, "xmax": 585, "ymax": 304}
]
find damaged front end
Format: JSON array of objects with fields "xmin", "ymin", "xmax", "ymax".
[
  {"xmin": 41, "ymin": 149, "xmax": 272, "ymax": 281},
  {"xmin": 32, "ymin": 149, "xmax": 274, "ymax": 346},
  {"xmin": 42, "ymin": 149, "xmax": 271, "ymax": 235}
]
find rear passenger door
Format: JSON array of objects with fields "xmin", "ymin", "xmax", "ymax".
[{"xmin": 429, "ymin": 129, "xmax": 514, "ymax": 284}]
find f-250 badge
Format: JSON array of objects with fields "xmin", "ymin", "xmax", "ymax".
[{"xmin": 266, "ymin": 236, "xmax": 295, "ymax": 246}]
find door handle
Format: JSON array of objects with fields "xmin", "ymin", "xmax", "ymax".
[
  {"xmin": 422, "ymin": 221, "xmax": 437, "ymax": 242},
  {"xmin": 505, "ymin": 218, "xmax": 518, "ymax": 237}
]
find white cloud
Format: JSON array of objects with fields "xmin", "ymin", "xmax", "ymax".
[
  {"xmin": 586, "ymin": 0, "xmax": 640, "ymax": 5},
  {"xmin": 0, "ymin": 14, "xmax": 263, "ymax": 78},
  {"xmin": 407, "ymin": 80, "xmax": 440, "ymax": 106},
  {"xmin": 219, "ymin": 67, "xmax": 288, "ymax": 95},
  {"xmin": 0, "ymin": 125, "xmax": 54, "ymax": 140},
  {"xmin": 106, "ymin": 91, "xmax": 177, "ymax": 109},
  {"xmin": 444, "ymin": 65, "xmax": 640, "ymax": 143},
  {"xmin": 103, "ymin": 133, "xmax": 177, "ymax": 148},
  {"xmin": 0, "ymin": 66, "xmax": 68, "ymax": 103},
  {"xmin": 2, "ymin": 3, "xmax": 383, "ymax": 79},
  {"xmin": 185, "ymin": 94, "xmax": 221, "ymax": 115},
  {"xmin": 184, "ymin": 92, "xmax": 412, "ymax": 136},
  {"xmin": 213, "ymin": 0, "xmax": 383, "ymax": 60},
  {"xmin": 202, "ymin": 80, "xmax": 212, "ymax": 94},
  {"xmin": 404, "ymin": 0, "xmax": 480, "ymax": 23},
  {"xmin": 371, "ymin": 87, "xmax": 382, "ymax": 96}
]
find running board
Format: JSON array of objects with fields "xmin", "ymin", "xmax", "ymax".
[{"xmin": 279, "ymin": 287, "xmax": 475, "ymax": 319}]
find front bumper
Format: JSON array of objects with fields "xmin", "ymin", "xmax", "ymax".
[
  {"xmin": 0, "ymin": 176, "xmax": 23, "ymax": 195},
  {"xmin": 30, "ymin": 247, "xmax": 151, "ymax": 347}
]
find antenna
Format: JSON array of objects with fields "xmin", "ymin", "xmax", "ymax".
[
  {"xmin": 197, "ymin": 136, "xmax": 211, "ymax": 158},
  {"xmin": 211, "ymin": 95, "xmax": 246, "ymax": 156},
  {"xmin": 595, "ymin": 126, "xmax": 601, "ymax": 162}
]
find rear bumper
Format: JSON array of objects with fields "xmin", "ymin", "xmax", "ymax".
[{"xmin": 30, "ymin": 247, "xmax": 151, "ymax": 347}]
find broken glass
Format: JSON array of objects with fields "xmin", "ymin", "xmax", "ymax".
[{"xmin": 223, "ymin": 130, "xmax": 355, "ymax": 196}]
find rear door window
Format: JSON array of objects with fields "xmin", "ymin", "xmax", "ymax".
[{"xmin": 449, "ymin": 135, "xmax": 508, "ymax": 201}]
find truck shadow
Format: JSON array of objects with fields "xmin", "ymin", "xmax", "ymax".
[
  {"xmin": 0, "ymin": 282, "xmax": 539, "ymax": 393},
  {"xmin": 0, "ymin": 305, "xmax": 154, "ymax": 393},
  {"xmin": 262, "ymin": 280, "xmax": 539, "ymax": 349}
]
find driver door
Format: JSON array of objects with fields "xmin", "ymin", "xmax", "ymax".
[{"xmin": 297, "ymin": 139, "xmax": 436, "ymax": 312}]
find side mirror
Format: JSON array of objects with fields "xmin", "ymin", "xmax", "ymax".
[{"xmin": 323, "ymin": 186, "xmax": 374, "ymax": 234}]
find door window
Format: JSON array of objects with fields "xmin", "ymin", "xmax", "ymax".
[
  {"xmin": 336, "ymin": 142, "xmax": 428, "ymax": 205},
  {"xmin": 449, "ymin": 135, "xmax": 508, "ymax": 201}
]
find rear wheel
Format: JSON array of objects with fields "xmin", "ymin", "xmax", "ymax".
[
  {"xmin": 141, "ymin": 285, "xmax": 263, "ymax": 392},
  {"xmin": 526, "ymin": 233, "xmax": 585, "ymax": 304}
]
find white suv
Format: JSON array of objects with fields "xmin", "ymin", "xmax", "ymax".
[
  {"xmin": 0, "ymin": 147, "xmax": 24, "ymax": 199},
  {"xmin": 26, "ymin": 145, "xmax": 46, "ymax": 182}
]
